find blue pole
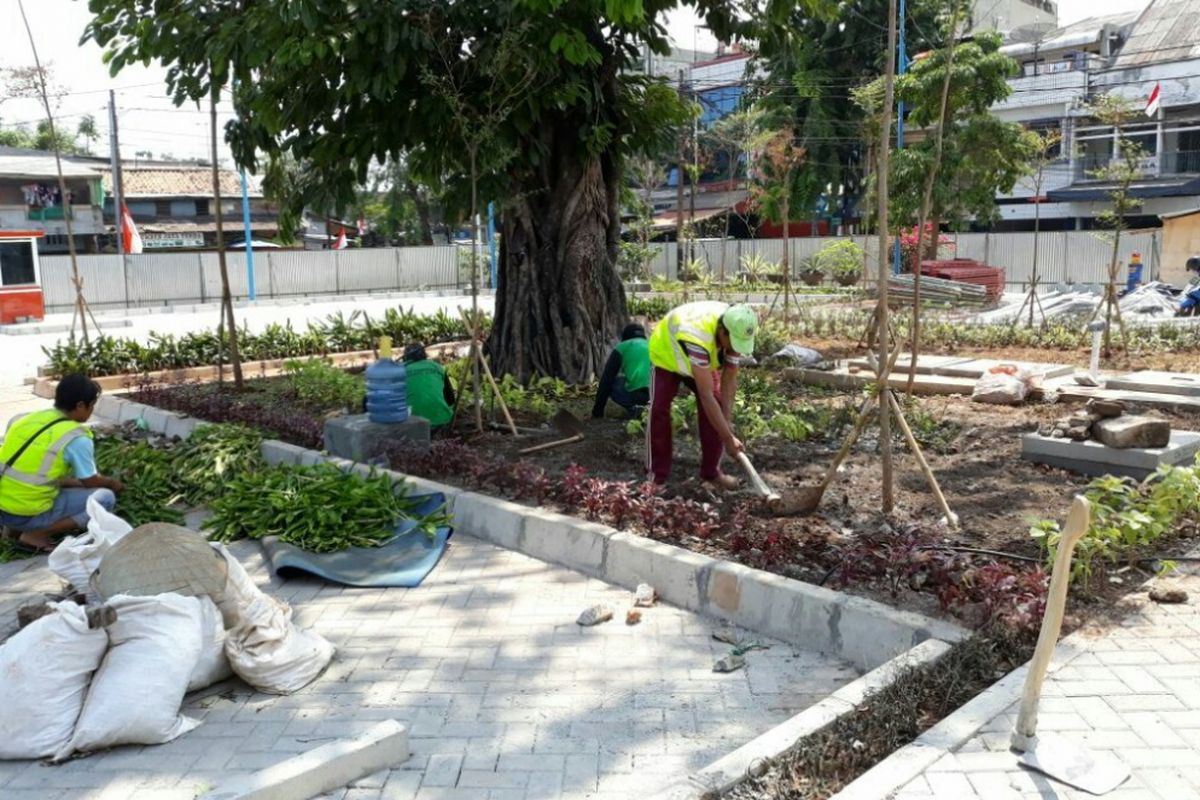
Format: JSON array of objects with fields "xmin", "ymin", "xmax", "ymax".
[
  {"xmin": 240, "ymin": 168, "xmax": 256, "ymax": 301},
  {"xmin": 892, "ymin": 0, "xmax": 907, "ymax": 275},
  {"xmin": 487, "ymin": 201, "xmax": 498, "ymax": 289}
]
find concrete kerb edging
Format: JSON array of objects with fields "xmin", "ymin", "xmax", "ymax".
[
  {"xmin": 648, "ymin": 638, "xmax": 954, "ymax": 800},
  {"xmin": 104, "ymin": 393, "xmax": 965, "ymax": 675},
  {"xmin": 197, "ymin": 719, "xmax": 408, "ymax": 800},
  {"xmin": 108, "ymin": 394, "xmax": 974, "ymax": 799},
  {"xmin": 828, "ymin": 628, "xmax": 1095, "ymax": 799}
]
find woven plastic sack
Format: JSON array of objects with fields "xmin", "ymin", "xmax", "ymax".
[
  {"xmin": 187, "ymin": 597, "xmax": 233, "ymax": 693},
  {"xmin": 0, "ymin": 602, "xmax": 108, "ymax": 760},
  {"xmin": 48, "ymin": 496, "xmax": 133, "ymax": 592},
  {"xmin": 57, "ymin": 593, "xmax": 204, "ymax": 759},
  {"xmin": 215, "ymin": 546, "xmax": 334, "ymax": 695}
]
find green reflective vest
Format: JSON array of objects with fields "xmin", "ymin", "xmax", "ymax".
[
  {"xmin": 613, "ymin": 337, "xmax": 651, "ymax": 392},
  {"xmin": 405, "ymin": 360, "xmax": 454, "ymax": 427},
  {"xmin": 648, "ymin": 301, "xmax": 728, "ymax": 376},
  {"xmin": 0, "ymin": 409, "xmax": 91, "ymax": 517}
]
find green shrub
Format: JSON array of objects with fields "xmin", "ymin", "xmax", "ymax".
[{"xmin": 284, "ymin": 359, "xmax": 365, "ymax": 411}]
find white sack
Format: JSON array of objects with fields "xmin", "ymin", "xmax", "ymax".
[
  {"xmin": 48, "ymin": 497, "xmax": 133, "ymax": 591},
  {"xmin": 0, "ymin": 602, "xmax": 108, "ymax": 760},
  {"xmin": 187, "ymin": 597, "xmax": 233, "ymax": 693},
  {"xmin": 215, "ymin": 546, "xmax": 334, "ymax": 695},
  {"xmin": 972, "ymin": 364, "xmax": 1032, "ymax": 406},
  {"xmin": 58, "ymin": 593, "xmax": 204, "ymax": 759}
]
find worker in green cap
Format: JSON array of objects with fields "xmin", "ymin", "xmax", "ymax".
[
  {"xmin": 645, "ymin": 301, "xmax": 758, "ymax": 488},
  {"xmin": 402, "ymin": 343, "xmax": 456, "ymax": 432},
  {"xmin": 592, "ymin": 323, "xmax": 651, "ymax": 419}
]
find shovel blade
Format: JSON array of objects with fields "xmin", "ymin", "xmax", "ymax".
[{"xmin": 1017, "ymin": 734, "xmax": 1129, "ymax": 795}]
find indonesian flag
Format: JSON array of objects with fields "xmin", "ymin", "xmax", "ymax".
[
  {"xmin": 120, "ymin": 204, "xmax": 143, "ymax": 254},
  {"xmin": 332, "ymin": 230, "xmax": 348, "ymax": 250},
  {"xmin": 1145, "ymin": 83, "xmax": 1162, "ymax": 118},
  {"xmin": 357, "ymin": 216, "xmax": 366, "ymax": 235}
]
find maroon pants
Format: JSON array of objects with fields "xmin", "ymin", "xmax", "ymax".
[{"xmin": 646, "ymin": 366, "xmax": 723, "ymax": 483}]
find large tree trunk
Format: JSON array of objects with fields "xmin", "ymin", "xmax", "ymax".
[
  {"xmin": 491, "ymin": 152, "xmax": 627, "ymax": 383},
  {"xmin": 406, "ymin": 179, "xmax": 434, "ymax": 245}
]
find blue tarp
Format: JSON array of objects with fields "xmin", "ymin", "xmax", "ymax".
[{"xmin": 260, "ymin": 492, "xmax": 454, "ymax": 588}]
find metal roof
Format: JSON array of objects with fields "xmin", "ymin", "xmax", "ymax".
[
  {"xmin": 1048, "ymin": 175, "xmax": 1200, "ymax": 201},
  {"xmin": 0, "ymin": 148, "xmax": 101, "ymax": 180},
  {"xmin": 1111, "ymin": 0, "xmax": 1200, "ymax": 68}
]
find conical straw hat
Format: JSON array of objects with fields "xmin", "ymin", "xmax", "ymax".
[{"xmin": 92, "ymin": 523, "xmax": 229, "ymax": 601}]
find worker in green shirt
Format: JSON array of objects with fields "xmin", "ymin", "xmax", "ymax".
[
  {"xmin": 402, "ymin": 343, "xmax": 456, "ymax": 432},
  {"xmin": 592, "ymin": 323, "xmax": 651, "ymax": 419}
]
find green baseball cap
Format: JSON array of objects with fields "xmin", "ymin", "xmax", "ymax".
[{"xmin": 722, "ymin": 305, "xmax": 758, "ymax": 356}]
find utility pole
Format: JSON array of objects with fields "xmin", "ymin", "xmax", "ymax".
[
  {"xmin": 232, "ymin": 79, "xmax": 257, "ymax": 301},
  {"xmin": 690, "ymin": 105, "xmax": 699, "ymax": 268},
  {"xmin": 675, "ymin": 70, "xmax": 687, "ymax": 285},
  {"xmin": 108, "ymin": 90, "xmax": 129, "ymax": 306}
]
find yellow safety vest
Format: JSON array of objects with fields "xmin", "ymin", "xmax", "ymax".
[
  {"xmin": 0, "ymin": 409, "xmax": 91, "ymax": 517},
  {"xmin": 648, "ymin": 301, "xmax": 728, "ymax": 376}
]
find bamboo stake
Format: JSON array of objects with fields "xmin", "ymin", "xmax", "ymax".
[
  {"xmin": 886, "ymin": 390, "xmax": 959, "ymax": 528},
  {"xmin": 458, "ymin": 307, "xmax": 519, "ymax": 437}
]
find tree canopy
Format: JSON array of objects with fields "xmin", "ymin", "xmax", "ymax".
[
  {"xmin": 85, "ymin": 0, "xmax": 827, "ymax": 381},
  {"xmin": 888, "ymin": 31, "xmax": 1030, "ymax": 230}
]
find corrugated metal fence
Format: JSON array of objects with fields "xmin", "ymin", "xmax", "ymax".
[
  {"xmin": 39, "ymin": 231, "xmax": 1160, "ymax": 312},
  {"xmin": 646, "ymin": 231, "xmax": 1161, "ymax": 287},
  {"xmin": 38, "ymin": 246, "xmax": 461, "ymax": 312}
]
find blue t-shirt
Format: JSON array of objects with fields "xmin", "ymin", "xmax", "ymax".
[{"xmin": 63, "ymin": 436, "xmax": 97, "ymax": 480}]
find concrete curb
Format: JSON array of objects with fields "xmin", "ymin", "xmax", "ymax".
[
  {"xmin": 107, "ymin": 395, "xmax": 973, "ymax": 799},
  {"xmin": 650, "ymin": 639, "xmax": 954, "ymax": 800},
  {"xmin": 103, "ymin": 393, "xmax": 965, "ymax": 674},
  {"xmin": 197, "ymin": 719, "xmax": 408, "ymax": 800}
]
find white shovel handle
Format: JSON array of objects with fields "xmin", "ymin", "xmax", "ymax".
[{"xmin": 737, "ymin": 453, "xmax": 780, "ymax": 501}]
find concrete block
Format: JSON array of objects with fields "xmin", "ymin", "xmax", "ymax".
[
  {"xmin": 523, "ymin": 510, "xmax": 615, "ymax": 575},
  {"xmin": 453, "ymin": 492, "xmax": 527, "ymax": 550},
  {"xmin": 830, "ymin": 639, "xmax": 952, "ymax": 709},
  {"xmin": 165, "ymin": 414, "xmax": 201, "ymax": 441},
  {"xmin": 604, "ymin": 532, "xmax": 716, "ymax": 610},
  {"xmin": 1093, "ymin": 415, "xmax": 1170, "ymax": 449},
  {"xmin": 261, "ymin": 440, "xmax": 308, "ymax": 466},
  {"xmin": 93, "ymin": 394, "xmax": 123, "ymax": 421},
  {"xmin": 1022, "ymin": 431, "xmax": 1200, "ymax": 480},
  {"xmin": 198, "ymin": 719, "xmax": 408, "ymax": 800},
  {"xmin": 298, "ymin": 449, "xmax": 326, "ymax": 467},
  {"xmin": 116, "ymin": 401, "xmax": 151, "ymax": 424},
  {"xmin": 324, "ymin": 414, "xmax": 431, "ymax": 462},
  {"xmin": 141, "ymin": 406, "xmax": 178, "ymax": 436}
]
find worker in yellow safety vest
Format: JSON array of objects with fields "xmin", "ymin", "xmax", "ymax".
[
  {"xmin": 0, "ymin": 374, "xmax": 124, "ymax": 554},
  {"xmin": 646, "ymin": 301, "xmax": 757, "ymax": 487}
]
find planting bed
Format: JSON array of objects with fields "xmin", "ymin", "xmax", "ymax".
[{"xmin": 127, "ymin": 369, "xmax": 1200, "ymax": 637}]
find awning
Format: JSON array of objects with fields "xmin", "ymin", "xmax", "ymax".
[{"xmin": 1048, "ymin": 176, "xmax": 1200, "ymax": 202}]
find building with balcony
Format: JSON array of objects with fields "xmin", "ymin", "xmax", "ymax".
[
  {"xmin": 0, "ymin": 148, "xmax": 105, "ymax": 254},
  {"xmin": 98, "ymin": 164, "xmax": 283, "ymax": 250},
  {"xmin": 991, "ymin": 0, "xmax": 1200, "ymax": 233}
]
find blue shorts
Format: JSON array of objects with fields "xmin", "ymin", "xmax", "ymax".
[{"xmin": 0, "ymin": 488, "xmax": 116, "ymax": 533}]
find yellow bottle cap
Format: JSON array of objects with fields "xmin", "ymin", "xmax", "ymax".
[{"xmin": 379, "ymin": 336, "xmax": 393, "ymax": 359}]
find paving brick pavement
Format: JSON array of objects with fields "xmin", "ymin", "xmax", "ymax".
[
  {"xmin": 0, "ymin": 532, "xmax": 860, "ymax": 799},
  {"xmin": 890, "ymin": 567, "xmax": 1200, "ymax": 800}
]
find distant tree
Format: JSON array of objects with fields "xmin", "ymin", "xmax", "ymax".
[
  {"xmin": 888, "ymin": 32, "xmax": 1030, "ymax": 240},
  {"xmin": 76, "ymin": 114, "xmax": 99, "ymax": 154},
  {"xmin": 749, "ymin": 127, "xmax": 806, "ymax": 322}
]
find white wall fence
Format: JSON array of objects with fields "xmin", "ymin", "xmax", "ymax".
[
  {"xmin": 646, "ymin": 230, "xmax": 1162, "ymax": 288},
  {"xmin": 38, "ymin": 247, "xmax": 461, "ymax": 313},
  {"xmin": 38, "ymin": 231, "xmax": 1161, "ymax": 312}
]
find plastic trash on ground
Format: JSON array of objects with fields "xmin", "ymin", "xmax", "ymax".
[{"xmin": 972, "ymin": 364, "xmax": 1034, "ymax": 405}]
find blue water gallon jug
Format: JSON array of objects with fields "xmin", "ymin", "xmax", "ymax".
[{"xmin": 365, "ymin": 336, "xmax": 409, "ymax": 423}]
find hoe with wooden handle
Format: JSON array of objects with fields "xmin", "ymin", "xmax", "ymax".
[{"xmin": 1011, "ymin": 495, "xmax": 1129, "ymax": 795}]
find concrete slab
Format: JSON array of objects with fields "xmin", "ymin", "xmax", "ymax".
[
  {"xmin": 1107, "ymin": 370, "xmax": 1200, "ymax": 398},
  {"xmin": 1058, "ymin": 386, "xmax": 1200, "ymax": 412},
  {"xmin": 1021, "ymin": 430, "xmax": 1200, "ymax": 480},
  {"xmin": 787, "ymin": 367, "xmax": 977, "ymax": 397},
  {"xmin": 198, "ymin": 720, "xmax": 408, "ymax": 800},
  {"xmin": 847, "ymin": 356, "xmax": 1073, "ymax": 380},
  {"xmin": 324, "ymin": 413, "xmax": 431, "ymax": 461}
]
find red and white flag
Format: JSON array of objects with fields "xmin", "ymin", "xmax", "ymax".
[
  {"xmin": 357, "ymin": 216, "xmax": 366, "ymax": 235},
  {"xmin": 1145, "ymin": 83, "xmax": 1162, "ymax": 118},
  {"xmin": 120, "ymin": 204, "xmax": 143, "ymax": 254},
  {"xmin": 332, "ymin": 230, "xmax": 348, "ymax": 250}
]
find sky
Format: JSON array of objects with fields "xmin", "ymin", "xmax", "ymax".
[{"xmin": 0, "ymin": 0, "xmax": 1152, "ymax": 168}]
